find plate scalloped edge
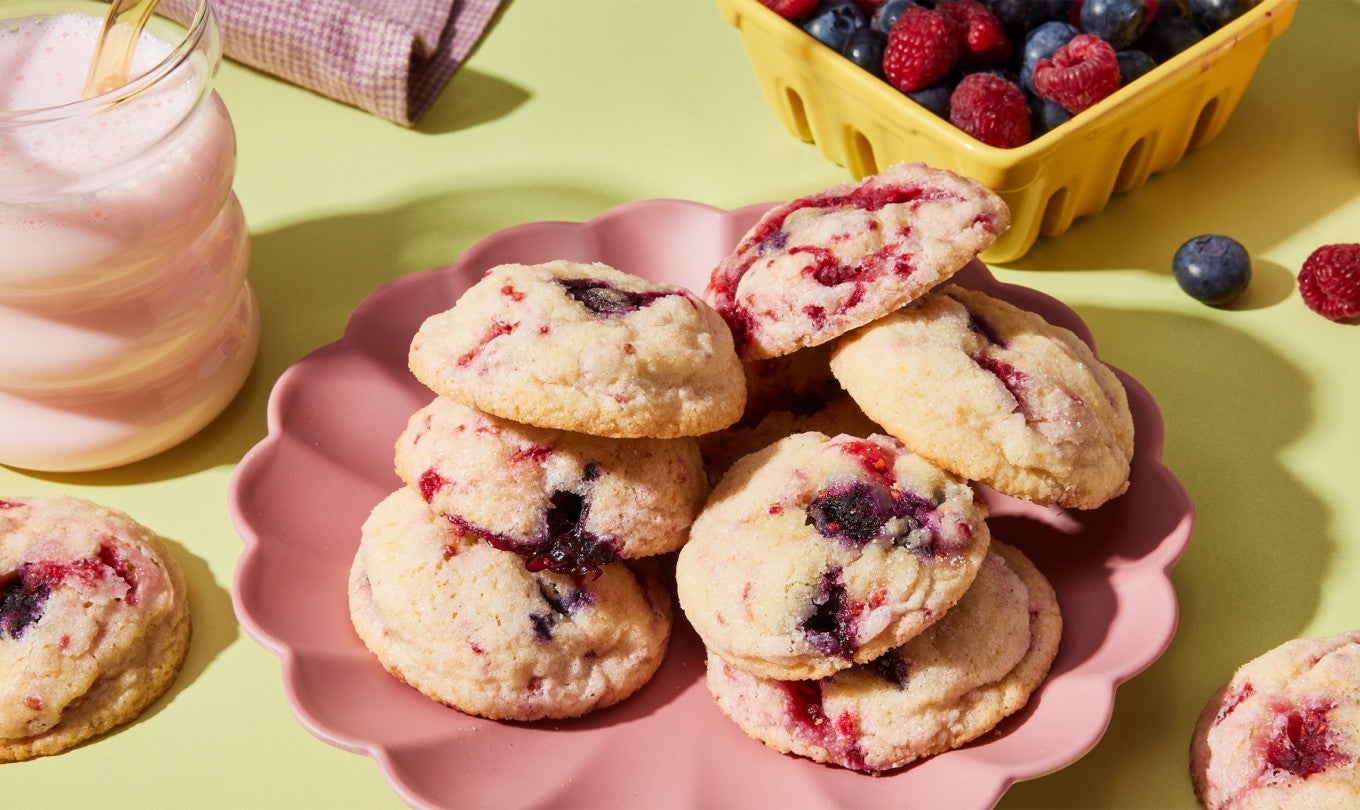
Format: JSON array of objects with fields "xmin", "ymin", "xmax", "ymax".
[{"xmin": 228, "ymin": 198, "xmax": 1194, "ymax": 810}]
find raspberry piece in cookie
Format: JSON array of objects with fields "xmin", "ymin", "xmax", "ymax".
[
  {"xmin": 705, "ymin": 542, "xmax": 1061, "ymax": 772},
  {"xmin": 395, "ymin": 397, "xmax": 708, "ymax": 576},
  {"xmin": 704, "ymin": 162, "xmax": 1009, "ymax": 361},
  {"xmin": 0, "ymin": 496, "xmax": 190, "ymax": 762},
  {"xmin": 349, "ymin": 488, "xmax": 672, "ymax": 721},
  {"xmin": 831, "ymin": 284, "xmax": 1134, "ymax": 509},
  {"xmin": 409, "ymin": 260, "xmax": 745, "ymax": 438},
  {"xmin": 675, "ymin": 432, "xmax": 990, "ymax": 681},
  {"xmin": 1190, "ymin": 631, "xmax": 1360, "ymax": 809}
]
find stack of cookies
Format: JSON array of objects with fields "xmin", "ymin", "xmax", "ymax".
[
  {"xmin": 347, "ymin": 260, "xmax": 746, "ymax": 721},
  {"xmin": 676, "ymin": 161, "xmax": 1131, "ymax": 771}
]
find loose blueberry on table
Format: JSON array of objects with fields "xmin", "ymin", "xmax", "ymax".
[
  {"xmin": 1171, "ymin": 234, "xmax": 1252, "ymax": 306},
  {"xmin": 758, "ymin": 0, "xmax": 1265, "ymax": 147}
]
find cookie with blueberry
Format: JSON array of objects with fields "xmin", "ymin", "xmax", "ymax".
[
  {"xmin": 1190, "ymin": 631, "xmax": 1360, "ymax": 810},
  {"xmin": 348, "ymin": 487, "xmax": 672, "ymax": 721},
  {"xmin": 705, "ymin": 541, "xmax": 1061, "ymax": 772},
  {"xmin": 704, "ymin": 162, "xmax": 1010, "ymax": 361},
  {"xmin": 831, "ymin": 284, "xmax": 1134, "ymax": 509},
  {"xmin": 0, "ymin": 496, "xmax": 191, "ymax": 762},
  {"xmin": 394, "ymin": 396, "xmax": 708, "ymax": 577},
  {"xmin": 408, "ymin": 260, "xmax": 745, "ymax": 439},
  {"xmin": 675, "ymin": 431, "xmax": 991, "ymax": 682}
]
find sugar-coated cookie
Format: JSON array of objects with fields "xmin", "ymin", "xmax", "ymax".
[
  {"xmin": 706, "ymin": 541, "xmax": 1061, "ymax": 772},
  {"xmin": 408, "ymin": 260, "xmax": 745, "ymax": 438},
  {"xmin": 348, "ymin": 487, "xmax": 673, "ymax": 722},
  {"xmin": 705, "ymin": 162, "xmax": 1010, "ymax": 361},
  {"xmin": 699, "ymin": 392, "xmax": 882, "ymax": 483},
  {"xmin": 737, "ymin": 342, "xmax": 842, "ymax": 428},
  {"xmin": 831, "ymin": 284, "xmax": 1133, "ymax": 509},
  {"xmin": 1190, "ymin": 631, "xmax": 1360, "ymax": 810},
  {"xmin": 394, "ymin": 396, "xmax": 708, "ymax": 576},
  {"xmin": 676, "ymin": 432, "xmax": 990, "ymax": 681},
  {"xmin": 0, "ymin": 496, "xmax": 191, "ymax": 762}
]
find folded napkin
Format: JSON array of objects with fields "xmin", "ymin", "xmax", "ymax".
[{"xmin": 162, "ymin": 0, "xmax": 504, "ymax": 125}]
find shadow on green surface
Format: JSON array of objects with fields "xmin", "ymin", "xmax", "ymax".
[
  {"xmin": 416, "ymin": 67, "xmax": 530, "ymax": 136},
  {"xmin": 999, "ymin": 305, "xmax": 1326, "ymax": 808}
]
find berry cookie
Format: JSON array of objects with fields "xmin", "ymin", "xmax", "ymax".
[
  {"xmin": 348, "ymin": 487, "xmax": 672, "ymax": 721},
  {"xmin": 704, "ymin": 162, "xmax": 1010, "ymax": 361},
  {"xmin": 408, "ymin": 260, "xmax": 745, "ymax": 438},
  {"xmin": 0, "ymin": 496, "xmax": 191, "ymax": 762},
  {"xmin": 1190, "ymin": 631, "xmax": 1360, "ymax": 810},
  {"xmin": 699, "ymin": 392, "xmax": 882, "ymax": 483},
  {"xmin": 831, "ymin": 284, "xmax": 1134, "ymax": 509},
  {"xmin": 737, "ymin": 341, "xmax": 842, "ymax": 428},
  {"xmin": 394, "ymin": 396, "xmax": 708, "ymax": 576},
  {"xmin": 705, "ymin": 541, "xmax": 1061, "ymax": 772},
  {"xmin": 675, "ymin": 431, "xmax": 990, "ymax": 681}
]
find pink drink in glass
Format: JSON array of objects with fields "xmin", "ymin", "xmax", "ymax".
[{"xmin": 0, "ymin": 2, "xmax": 257, "ymax": 471}]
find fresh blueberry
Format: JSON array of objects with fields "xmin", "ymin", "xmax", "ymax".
[
  {"xmin": 872, "ymin": 0, "xmax": 916, "ymax": 32},
  {"xmin": 1158, "ymin": 0, "xmax": 1194, "ymax": 18},
  {"xmin": 1172, "ymin": 234, "xmax": 1252, "ymax": 305},
  {"xmin": 982, "ymin": 0, "xmax": 1072, "ymax": 34},
  {"xmin": 802, "ymin": 0, "xmax": 868, "ymax": 52},
  {"xmin": 1080, "ymin": 0, "xmax": 1154, "ymax": 49},
  {"xmin": 1137, "ymin": 13, "xmax": 1205, "ymax": 61},
  {"xmin": 842, "ymin": 27, "xmax": 887, "ymax": 77},
  {"xmin": 1020, "ymin": 20, "xmax": 1079, "ymax": 92},
  {"xmin": 1030, "ymin": 94, "xmax": 1072, "ymax": 134},
  {"xmin": 907, "ymin": 81, "xmax": 956, "ymax": 118},
  {"xmin": 1116, "ymin": 49, "xmax": 1157, "ymax": 84},
  {"xmin": 1189, "ymin": 0, "xmax": 1259, "ymax": 32}
]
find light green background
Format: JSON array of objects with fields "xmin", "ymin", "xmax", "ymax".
[{"xmin": 5, "ymin": 0, "xmax": 1359, "ymax": 807}]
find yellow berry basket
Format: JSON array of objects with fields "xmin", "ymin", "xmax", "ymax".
[{"xmin": 716, "ymin": 0, "xmax": 1297, "ymax": 263}]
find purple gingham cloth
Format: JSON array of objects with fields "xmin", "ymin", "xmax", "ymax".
[{"xmin": 162, "ymin": 0, "xmax": 503, "ymax": 125}]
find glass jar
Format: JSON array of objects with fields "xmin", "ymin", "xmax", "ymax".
[{"xmin": 0, "ymin": 0, "xmax": 257, "ymax": 471}]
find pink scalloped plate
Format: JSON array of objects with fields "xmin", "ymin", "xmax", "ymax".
[{"xmin": 229, "ymin": 199, "xmax": 1194, "ymax": 809}]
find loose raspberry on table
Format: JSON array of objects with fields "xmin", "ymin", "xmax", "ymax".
[
  {"xmin": 1031, "ymin": 32, "xmax": 1122, "ymax": 113},
  {"xmin": 758, "ymin": 0, "xmax": 819, "ymax": 19},
  {"xmin": 949, "ymin": 72, "xmax": 1031, "ymax": 148},
  {"xmin": 936, "ymin": 0, "xmax": 1013, "ymax": 66},
  {"xmin": 1298, "ymin": 243, "xmax": 1360, "ymax": 321},
  {"xmin": 882, "ymin": 5, "xmax": 960, "ymax": 93}
]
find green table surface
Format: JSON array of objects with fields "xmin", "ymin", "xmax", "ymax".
[{"xmin": 6, "ymin": 1, "xmax": 1359, "ymax": 807}]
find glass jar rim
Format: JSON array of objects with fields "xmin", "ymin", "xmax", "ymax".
[{"xmin": 0, "ymin": 0, "xmax": 214, "ymax": 125}]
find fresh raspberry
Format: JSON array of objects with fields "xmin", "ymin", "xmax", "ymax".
[
  {"xmin": 949, "ymin": 72, "xmax": 1031, "ymax": 148},
  {"xmin": 936, "ymin": 0, "xmax": 1012, "ymax": 66},
  {"xmin": 758, "ymin": 0, "xmax": 819, "ymax": 18},
  {"xmin": 881, "ymin": 6, "xmax": 960, "ymax": 93},
  {"xmin": 1298, "ymin": 243, "xmax": 1360, "ymax": 321},
  {"xmin": 1031, "ymin": 33, "xmax": 1121, "ymax": 113}
]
